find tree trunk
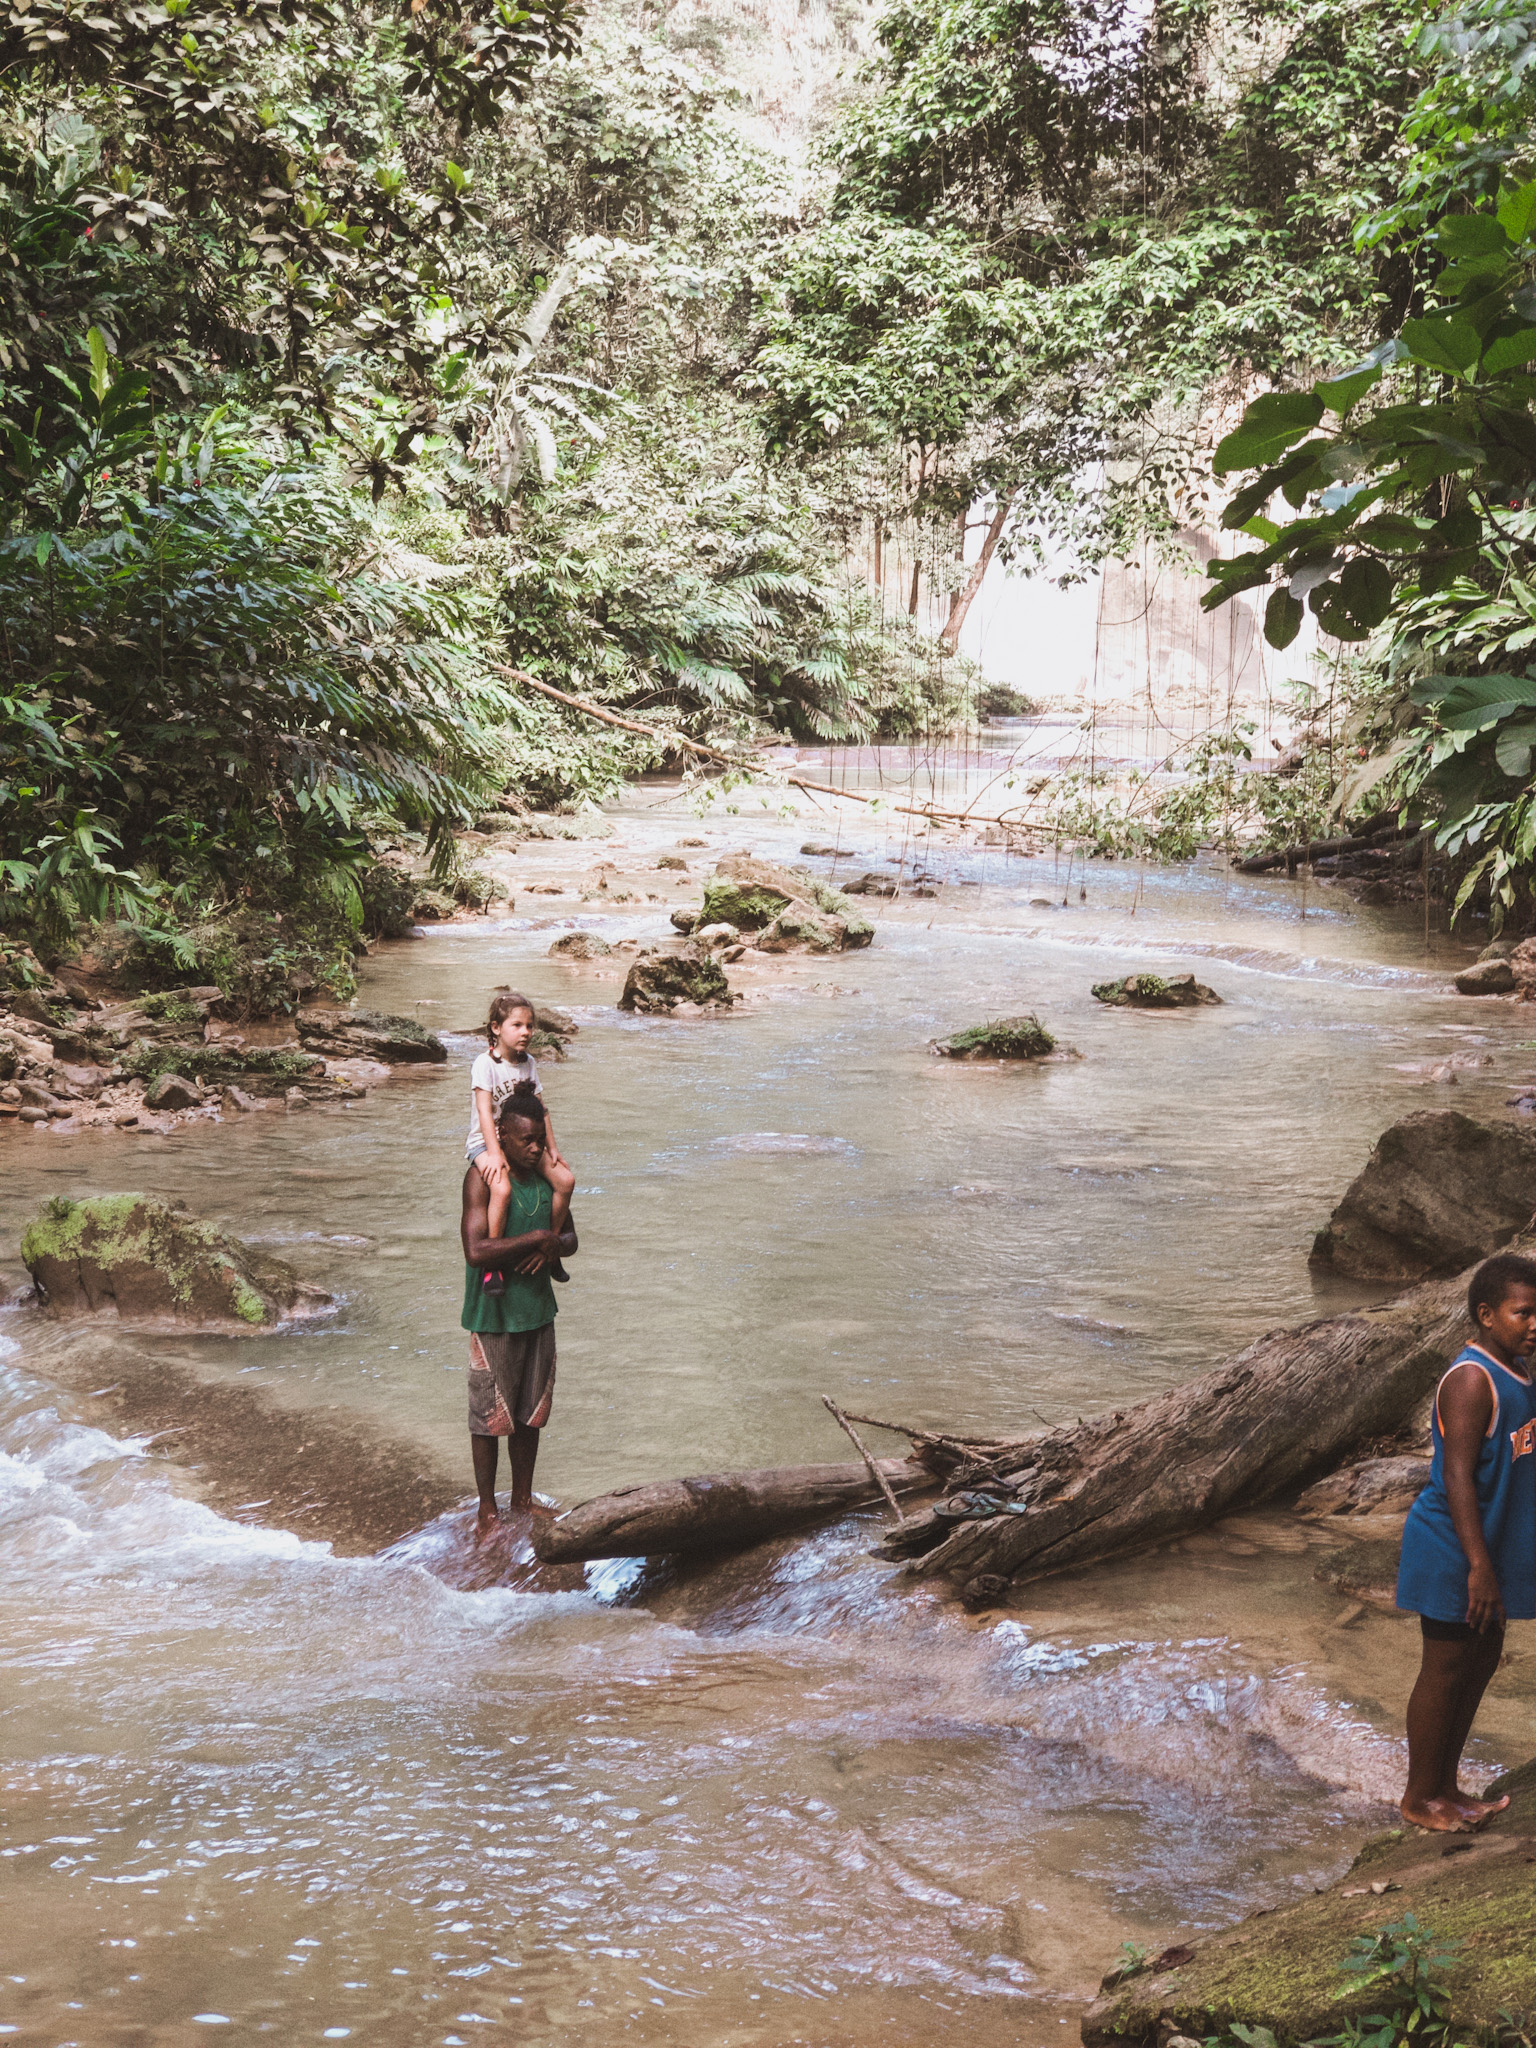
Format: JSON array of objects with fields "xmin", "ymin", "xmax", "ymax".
[
  {"xmin": 532, "ymin": 1457, "xmax": 933, "ymax": 1563},
  {"xmin": 907, "ymin": 558, "xmax": 920, "ymax": 616},
  {"xmin": 942, "ymin": 488, "xmax": 1015, "ymax": 649},
  {"xmin": 878, "ymin": 1246, "xmax": 1504, "ymax": 1587}
]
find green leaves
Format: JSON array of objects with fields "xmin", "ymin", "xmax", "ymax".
[{"xmin": 1213, "ymin": 392, "xmax": 1325, "ymax": 476}]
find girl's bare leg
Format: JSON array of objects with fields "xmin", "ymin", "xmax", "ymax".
[
  {"xmin": 476, "ymin": 1154, "xmax": 510, "ymax": 1295},
  {"xmin": 542, "ymin": 1156, "xmax": 575, "ymax": 1279}
]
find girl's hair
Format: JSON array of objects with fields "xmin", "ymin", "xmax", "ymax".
[
  {"xmin": 496, "ymin": 1079, "xmax": 546, "ymax": 1133},
  {"xmin": 487, "ymin": 989, "xmax": 534, "ymax": 1044}
]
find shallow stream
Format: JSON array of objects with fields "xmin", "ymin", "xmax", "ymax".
[{"xmin": 3, "ymin": 794, "xmax": 1534, "ymax": 2046}]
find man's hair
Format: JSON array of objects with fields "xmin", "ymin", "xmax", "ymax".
[
  {"xmin": 496, "ymin": 1079, "xmax": 546, "ymax": 1134},
  {"xmin": 1468, "ymin": 1251, "xmax": 1536, "ymax": 1323},
  {"xmin": 487, "ymin": 989, "xmax": 534, "ymax": 1044}
]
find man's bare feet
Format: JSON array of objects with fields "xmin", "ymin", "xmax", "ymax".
[
  {"xmin": 475, "ymin": 1501, "xmax": 502, "ymax": 1541},
  {"xmin": 1401, "ymin": 1795, "xmax": 1474, "ymax": 1832},
  {"xmin": 1448, "ymin": 1789, "xmax": 1510, "ymax": 1825}
]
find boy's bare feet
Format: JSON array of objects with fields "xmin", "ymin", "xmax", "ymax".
[
  {"xmin": 475, "ymin": 1500, "xmax": 502, "ymax": 1541},
  {"xmin": 1401, "ymin": 1795, "xmax": 1474, "ymax": 1832},
  {"xmin": 1448, "ymin": 1789, "xmax": 1510, "ymax": 1825}
]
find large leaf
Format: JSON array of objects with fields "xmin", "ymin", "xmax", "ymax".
[
  {"xmin": 1411, "ymin": 671, "xmax": 1536, "ymax": 710},
  {"xmin": 1499, "ymin": 177, "xmax": 1536, "ymax": 247},
  {"xmin": 1315, "ymin": 363, "xmax": 1382, "ymax": 418},
  {"xmin": 1495, "ymin": 721, "xmax": 1536, "ymax": 777},
  {"xmin": 1264, "ymin": 586, "xmax": 1303, "ymax": 649},
  {"xmin": 1400, "ymin": 314, "xmax": 1481, "ymax": 377},
  {"xmin": 1481, "ymin": 323, "xmax": 1536, "ymax": 375},
  {"xmin": 1213, "ymin": 392, "xmax": 1325, "ymax": 476}
]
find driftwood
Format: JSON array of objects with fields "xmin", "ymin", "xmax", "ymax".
[
  {"xmin": 871, "ymin": 1241, "xmax": 1518, "ymax": 1586},
  {"xmin": 1230, "ymin": 816, "xmax": 1420, "ymax": 876},
  {"xmin": 531, "ymin": 1456, "xmax": 934, "ymax": 1563},
  {"xmin": 530, "ymin": 1238, "xmax": 1518, "ymax": 1576}
]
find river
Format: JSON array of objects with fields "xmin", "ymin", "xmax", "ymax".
[{"xmin": 2, "ymin": 790, "xmax": 1532, "ymax": 2046}]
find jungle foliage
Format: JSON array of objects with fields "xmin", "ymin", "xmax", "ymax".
[
  {"xmin": 1208, "ymin": 0, "xmax": 1536, "ymax": 924},
  {"xmin": 0, "ymin": 0, "xmax": 966, "ymax": 984}
]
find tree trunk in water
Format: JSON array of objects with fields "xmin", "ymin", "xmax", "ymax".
[
  {"xmin": 532, "ymin": 1457, "xmax": 933, "ymax": 1562},
  {"xmin": 878, "ymin": 1246, "xmax": 1505, "ymax": 1587},
  {"xmin": 942, "ymin": 489, "xmax": 1015, "ymax": 650}
]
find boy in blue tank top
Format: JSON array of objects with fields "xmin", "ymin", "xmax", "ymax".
[{"xmin": 1396, "ymin": 1250, "xmax": 1536, "ymax": 1832}]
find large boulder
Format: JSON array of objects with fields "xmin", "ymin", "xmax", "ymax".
[
  {"xmin": 1092, "ymin": 972, "xmax": 1222, "ymax": 1008},
  {"xmin": 295, "ymin": 1007, "xmax": 447, "ymax": 1064},
  {"xmin": 618, "ymin": 948, "xmax": 734, "ymax": 1014},
  {"xmin": 700, "ymin": 855, "xmax": 873, "ymax": 950},
  {"xmin": 1311, "ymin": 1108, "xmax": 1536, "ymax": 1280},
  {"xmin": 755, "ymin": 904, "xmax": 849, "ymax": 953},
  {"xmin": 20, "ymin": 1194, "xmax": 332, "ymax": 1330},
  {"xmin": 548, "ymin": 932, "xmax": 612, "ymax": 959},
  {"xmin": 1455, "ymin": 955, "xmax": 1516, "ymax": 994}
]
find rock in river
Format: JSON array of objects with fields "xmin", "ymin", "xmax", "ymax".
[
  {"xmin": 700, "ymin": 855, "xmax": 873, "ymax": 951},
  {"xmin": 1092, "ymin": 972, "xmax": 1222, "ymax": 1008},
  {"xmin": 1454, "ymin": 955, "xmax": 1516, "ymax": 994},
  {"xmin": 618, "ymin": 947, "xmax": 734, "ymax": 1014},
  {"xmin": 295, "ymin": 1007, "xmax": 447, "ymax": 1064},
  {"xmin": 930, "ymin": 1015, "xmax": 1073, "ymax": 1061},
  {"xmin": 21, "ymin": 1194, "xmax": 332, "ymax": 1330},
  {"xmin": 1311, "ymin": 1108, "xmax": 1536, "ymax": 1280}
]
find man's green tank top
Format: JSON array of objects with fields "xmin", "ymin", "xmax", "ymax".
[{"xmin": 461, "ymin": 1173, "xmax": 558, "ymax": 1334}]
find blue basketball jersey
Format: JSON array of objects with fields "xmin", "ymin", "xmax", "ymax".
[{"xmin": 1397, "ymin": 1343, "xmax": 1536, "ymax": 1623}]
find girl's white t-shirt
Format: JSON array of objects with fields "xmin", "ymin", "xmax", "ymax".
[{"xmin": 466, "ymin": 1050, "xmax": 541, "ymax": 1158}]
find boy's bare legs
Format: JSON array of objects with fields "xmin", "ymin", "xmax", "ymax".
[
  {"xmin": 471, "ymin": 1429, "xmax": 543, "ymax": 1538},
  {"xmin": 1402, "ymin": 1630, "xmax": 1510, "ymax": 1830}
]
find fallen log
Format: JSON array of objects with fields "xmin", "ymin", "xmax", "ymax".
[
  {"xmin": 875, "ymin": 1238, "xmax": 1521, "ymax": 1588},
  {"xmin": 531, "ymin": 1456, "xmax": 933, "ymax": 1563},
  {"xmin": 1230, "ymin": 817, "xmax": 1421, "ymax": 876}
]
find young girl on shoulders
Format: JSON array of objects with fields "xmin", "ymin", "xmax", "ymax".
[{"xmin": 468, "ymin": 991, "xmax": 575, "ymax": 1295}]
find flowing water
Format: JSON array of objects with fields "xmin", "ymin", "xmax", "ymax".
[{"xmin": 4, "ymin": 791, "xmax": 1535, "ymax": 2046}]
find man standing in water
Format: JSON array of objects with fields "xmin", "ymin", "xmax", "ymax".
[{"xmin": 460, "ymin": 1081, "xmax": 578, "ymax": 1537}]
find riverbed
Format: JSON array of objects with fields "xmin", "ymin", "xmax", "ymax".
[{"xmin": 3, "ymin": 792, "xmax": 1533, "ymax": 2046}]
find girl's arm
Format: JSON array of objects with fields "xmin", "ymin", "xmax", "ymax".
[
  {"xmin": 1440, "ymin": 1362, "xmax": 1503, "ymax": 1631},
  {"xmin": 475, "ymin": 1089, "xmax": 508, "ymax": 1174}
]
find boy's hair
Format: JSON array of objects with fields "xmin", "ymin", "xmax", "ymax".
[
  {"xmin": 496, "ymin": 1079, "xmax": 546, "ymax": 1134},
  {"xmin": 487, "ymin": 989, "xmax": 534, "ymax": 1045},
  {"xmin": 1468, "ymin": 1251, "xmax": 1536, "ymax": 1323}
]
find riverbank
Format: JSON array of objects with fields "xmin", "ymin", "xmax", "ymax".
[{"xmin": 0, "ymin": 787, "xmax": 1531, "ymax": 2045}]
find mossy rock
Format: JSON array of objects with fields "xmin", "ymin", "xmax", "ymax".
[
  {"xmin": 295, "ymin": 1007, "xmax": 447, "ymax": 1064},
  {"xmin": 411, "ymin": 887, "xmax": 457, "ymax": 921},
  {"xmin": 701, "ymin": 854, "xmax": 873, "ymax": 950},
  {"xmin": 548, "ymin": 932, "xmax": 613, "ymax": 960},
  {"xmin": 1092, "ymin": 972, "xmax": 1223, "ymax": 1009},
  {"xmin": 120, "ymin": 1041, "xmax": 326, "ymax": 1091},
  {"xmin": 1081, "ymin": 1754, "xmax": 1536, "ymax": 2046},
  {"xmin": 20, "ymin": 1194, "xmax": 331, "ymax": 1331},
  {"xmin": 755, "ymin": 903, "xmax": 848, "ymax": 953},
  {"xmin": 618, "ymin": 949, "xmax": 734, "ymax": 1014},
  {"xmin": 931, "ymin": 1015, "xmax": 1060, "ymax": 1060}
]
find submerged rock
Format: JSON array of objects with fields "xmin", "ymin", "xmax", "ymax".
[
  {"xmin": 1092, "ymin": 972, "xmax": 1223, "ymax": 1008},
  {"xmin": 930, "ymin": 1015, "xmax": 1066, "ymax": 1061},
  {"xmin": 548, "ymin": 932, "xmax": 613, "ymax": 960},
  {"xmin": 1295, "ymin": 1454, "xmax": 1431, "ymax": 1519},
  {"xmin": 1454, "ymin": 955, "xmax": 1516, "ymax": 994},
  {"xmin": 618, "ymin": 948, "xmax": 734, "ymax": 1014},
  {"xmin": 1311, "ymin": 1108, "xmax": 1536, "ymax": 1280},
  {"xmin": 20, "ymin": 1194, "xmax": 332, "ymax": 1330}
]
